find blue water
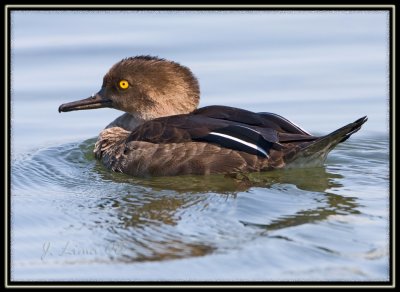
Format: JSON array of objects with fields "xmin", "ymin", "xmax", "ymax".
[{"xmin": 10, "ymin": 11, "xmax": 390, "ymax": 281}]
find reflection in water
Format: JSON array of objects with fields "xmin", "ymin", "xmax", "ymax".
[
  {"xmin": 95, "ymin": 188, "xmax": 218, "ymax": 262},
  {"xmin": 11, "ymin": 138, "xmax": 364, "ymax": 264},
  {"xmin": 14, "ymin": 138, "xmax": 361, "ymax": 263},
  {"xmin": 11, "ymin": 138, "xmax": 365, "ymax": 266},
  {"xmin": 240, "ymin": 193, "xmax": 360, "ymax": 231},
  {"xmin": 70, "ymin": 139, "xmax": 361, "ymax": 262}
]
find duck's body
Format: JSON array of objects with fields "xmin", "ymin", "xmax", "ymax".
[{"xmin": 59, "ymin": 56, "xmax": 367, "ymax": 177}]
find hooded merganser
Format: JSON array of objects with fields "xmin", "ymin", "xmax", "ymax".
[{"xmin": 59, "ymin": 56, "xmax": 367, "ymax": 177}]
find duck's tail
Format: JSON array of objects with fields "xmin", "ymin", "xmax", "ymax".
[{"xmin": 286, "ymin": 116, "xmax": 368, "ymax": 168}]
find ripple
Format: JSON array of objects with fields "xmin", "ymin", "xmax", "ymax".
[
  {"xmin": 10, "ymin": 135, "xmax": 389, "ymax": 280},
  {"xmin": 11, "ymin": 139, "xmax": 96, "ymax": 194}
]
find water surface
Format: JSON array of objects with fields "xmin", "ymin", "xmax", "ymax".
[{"xmin": 10, "ymin": 11, "xmax": 390, "ymax": 281}]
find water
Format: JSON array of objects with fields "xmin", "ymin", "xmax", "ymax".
[{"xmin": 10, "ymin": 11, "xmax": 390, "ymax": 281}]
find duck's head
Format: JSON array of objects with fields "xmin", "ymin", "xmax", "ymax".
[{"xmin": 58, "ymin": 56, "xmax": 200, "ymax": 120}]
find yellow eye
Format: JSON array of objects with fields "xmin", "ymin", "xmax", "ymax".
[{"xmin": 119, "ymin": 80, "xmax": 129, "ymax": 89}]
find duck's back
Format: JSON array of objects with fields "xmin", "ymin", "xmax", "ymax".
[{"xmin": 94, "ymin": 105, "xmax": 366, "ymax": 177}]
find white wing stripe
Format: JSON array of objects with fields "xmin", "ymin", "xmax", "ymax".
[
  {"xmin": 267, "ymin": 112, "xmax": 312, "ymax": 135},
  {"xmin": 209, "ymin": 132, "xmax": 269, "ymax": 157}
]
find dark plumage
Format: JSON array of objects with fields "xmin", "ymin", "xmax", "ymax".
[{"xmin": 59, "ymin": 56, "xmax": 367, "ymax": 177}]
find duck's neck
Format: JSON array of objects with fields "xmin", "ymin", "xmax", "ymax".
[{"xmin": 105, "ymin": 113, "xmax": 145, "ymax": 132}]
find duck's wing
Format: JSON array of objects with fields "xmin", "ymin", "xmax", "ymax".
[
  {"xmin": 256, "ymin": 112, "xmax": 312, "ymax": 135},
  {"xmin": 126, "ymin": 106, "xmax": 317, "ymax": 158},
  {"xmin": 194, "ymin": 106, "xmax": 318, "ymax": 142},
  {"xmin": 194, "ymin": 105, "xmax": 312, "ymax": 134}
]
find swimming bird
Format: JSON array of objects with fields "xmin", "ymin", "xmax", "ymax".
[{"xmin": 59, "ymin": 56, "xmax": 367, "ymax": 177}]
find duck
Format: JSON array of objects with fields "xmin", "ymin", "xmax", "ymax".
[{"xmin": 58, "ymin": 55, "xmax": 367, "ymax": 177}]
